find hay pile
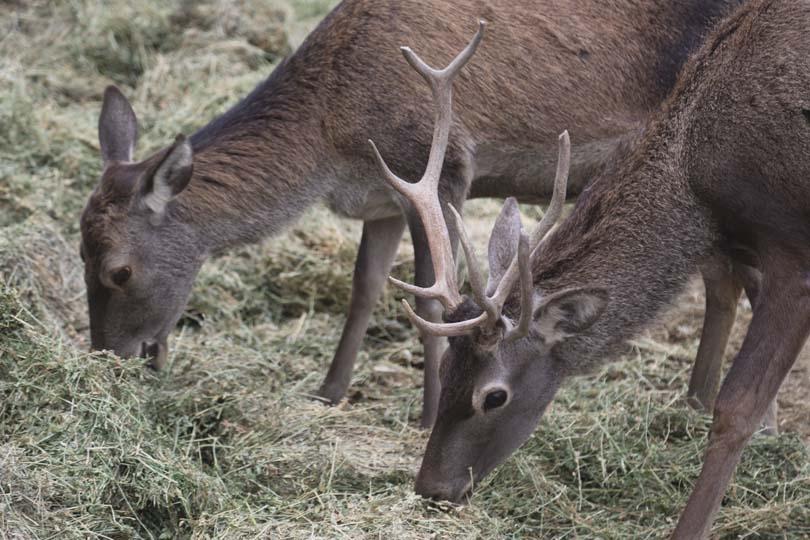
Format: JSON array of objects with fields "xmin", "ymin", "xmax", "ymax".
[{"xmin": 1, "ymin": 1, "xmax": 808, "ymax": 538}]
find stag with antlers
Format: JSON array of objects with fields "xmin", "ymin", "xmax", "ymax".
[{"xmin": 373, "ymin": 0, "xmax": 810, "ymax": 537}]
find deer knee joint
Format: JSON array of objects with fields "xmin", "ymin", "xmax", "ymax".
[{"xmin": 710, "ymin": 394, "xmax": 758, "ymax": 447}]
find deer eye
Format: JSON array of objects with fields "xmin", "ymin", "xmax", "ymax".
[
  {"xmin": 111, "ymin": 266, "xmax": 132, "ymax": 286},
  {"xmin": 484, "ymin": 389, "xmax": 508, "ymax": 411}
]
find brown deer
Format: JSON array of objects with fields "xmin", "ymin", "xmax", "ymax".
[
  {"xmin": 385, "ymin": 0, "xmax": 809, "ymax": 536},
  {"xmin": 80, "ymin": 0, "xmax": 743, "ymax": 428}
]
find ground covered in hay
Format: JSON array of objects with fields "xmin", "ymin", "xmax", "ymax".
[{"xmin": 1, "ymin": 1, "xmax": 808, "ymax": 538}]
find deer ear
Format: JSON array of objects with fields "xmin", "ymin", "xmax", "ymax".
[
  {"xmin": 99, "ymin": 85, "xmax": 138, "ymax": 163},
  {"xmin": 533, "ymin": 287, "xmax": 608, "ymax": 344},
  {"xmin": 486, "ymin": 197, "xmax": 522, "ymax": 295},
  {"xmin": 141, "ymin": 135, "xmax": 193, "ymax": 215}
]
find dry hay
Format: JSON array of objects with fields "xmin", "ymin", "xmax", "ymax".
[{"xmin": 0, "ymin": 1, "xmax": 808, "ymax": 539}]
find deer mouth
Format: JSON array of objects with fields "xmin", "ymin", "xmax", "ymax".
[{"xmin": 140, "ymin": 338, "xmax": 168, "ymax": 370}]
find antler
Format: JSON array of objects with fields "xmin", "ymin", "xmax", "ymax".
[
  {"xmin": 493, "ymin": 131, "xmax": 570, "ymax": 340},
  {"xmin": 369, "ymin": 21, "xmax": 486, "ymax": 318},
  {"xmin": 391, "ymin": 131, "xmax": 570, "ymax": 339},
  {"xmin": 370, "ymin": 20, "xmax": 571, "ymax": 341},
  {"xmin": 450, "ymin": 132, "xmax": 571, "ymax": 341}
]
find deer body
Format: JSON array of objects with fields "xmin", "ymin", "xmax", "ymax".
[
  {"xmin": 405, "ymin": 0, "xmax": 810, "ymax": 537},
  {"xmin": 187, "ymin": 0, "xmax": 735, "ymax": 217},
  {"xmin": 81, "ymin": 0, "xmax": 741, "ymax": 427}
]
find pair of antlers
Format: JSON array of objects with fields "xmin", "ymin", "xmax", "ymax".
[{"xmin": 370, "ymin": 21, "xmax": 571, "ymax": 340}]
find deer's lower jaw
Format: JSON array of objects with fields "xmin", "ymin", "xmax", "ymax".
[
  {"xmin": 141, "ymin": 338, "xmax": 168, "ymax": 371},
  {"xmin": 95, "ymin": 336, "xmax": 169, "ymax": 369}
]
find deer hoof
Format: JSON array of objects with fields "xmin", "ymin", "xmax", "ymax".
[{"xmin": 315, "ymin": 382, "xmax": 348, "ymax": 406}]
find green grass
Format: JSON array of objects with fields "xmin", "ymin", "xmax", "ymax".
[{"xmin": 1, "ymin": 1, "xmax": 808, "ymax": 538}]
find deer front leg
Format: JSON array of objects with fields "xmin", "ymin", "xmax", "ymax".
[
  {"xmin": 687, "ymin": 259, "xmax": 742, "ymax": 411},
  {"xmin": 672, "ymin": 265, "xmax": 810, "ymax": 539},
  {"xmin": 734, "ymin": 263, "xmax": 779, "ymax": 435},
  {"xmin": 407, "ymin": 201, "xmax": 462, "ymax": 429},
  {"xmin": 318, "ymin": 215, "xmax": 406, "ymax": 404}
]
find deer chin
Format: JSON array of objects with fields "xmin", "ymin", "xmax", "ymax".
[
  {"xmin": 140, "ymin": 338, "xmax": 168, "ymax": 370},
  {"xmin": 98, "ymin": 335, "xmax": 169, "ymax": 371},
  {"xmin": 137, "ymin": 311, "xmax": 184, "ymax": 370}
]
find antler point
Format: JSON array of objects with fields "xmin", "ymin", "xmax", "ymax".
[{"xmin": 378, "ymin": 20, "xmax": 491, "ymax": 339}]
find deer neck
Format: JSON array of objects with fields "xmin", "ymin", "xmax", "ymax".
[
  {"xmin": 173, "ymin": 59, "xmax": 335, "ymax": 254},
  {"xmin": 531, "ymin": 131, "xmax": 717, "ymax": 373}
]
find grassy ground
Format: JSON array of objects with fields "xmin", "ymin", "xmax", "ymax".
[{"xmin": 1, "ymin": 1, "xmax": 808, "ymax": 538}]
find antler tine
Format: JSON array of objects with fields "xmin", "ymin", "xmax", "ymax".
[
  {"xmin": 401, "ymin": 20, "xmax": 486, "ymax": 87},
  {"xmin": 368, "ymin": 140, "xmax": 417, "ymax": 198},
  {"xmin": 504, "ymin": 230, "xmax": 533, "ymax": 341},
  {"xmin": 401, "ymin": 20, "xmax": 486, "ymax": 189},
  {"xmin": 400, "ymin": 299, "xmax": 489, "ymax": 337},
  {"xmin": 370, "ymin": 22, "xmax": 486, "ymax": 312},
  {"xmin": 529, "ymin": 130, "xmax": 571, "ymax": 256},
  {"xmin": 490, "ymin": 131, "xmax": 571, "ymax": 307},
  {"xmin": 443, "ymin": 20, "xmax": 487, "ymax": 78},
  {"xmin": 448, "ymin": 203, "xmax": 500, "ymax": 322},
  {"xmin": 369, "ymin": 139, "xmax": 450, "ymax": 303}
]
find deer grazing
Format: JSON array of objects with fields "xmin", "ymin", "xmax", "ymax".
[
  {"xmin": 80, "ymin": 0, "xmax": 743, "ymax": 428},
  {"xmin": 385, "ymin": 0, "xmax": 809, "ymax": 536}
]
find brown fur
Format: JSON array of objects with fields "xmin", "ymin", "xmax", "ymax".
[
  {"xmin": 177, "ymin": 0, "xmax": 741, "ymax": 240},
  {"xmin": 535, "ymin": 0, "xmax": 810, "ymax": 370},
  {"xmin": 81, "ymin": 0, "xmax": 740, "ymax": 422},
  {"xmin": 420, "ymin": 1, "xmax": 810, "ymax": 537}
]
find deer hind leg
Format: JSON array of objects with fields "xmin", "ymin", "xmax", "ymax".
[
  {"xmin": 318, "ymin": 215, "xmax": 406, "ymax": 404},
  {"xmin": 687, "ymin": 260, "xmax": 779, "ymax": 432},
  {"xmin": 672, "ymin": 259, "xmax": 810, "ymax": 540},
  {"xmin": 733, "ymin": 263, "xmax": 779, "ymax": 434}
]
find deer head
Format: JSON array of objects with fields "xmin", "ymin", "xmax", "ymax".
[
  {"xmin": 80, "ymin": 86, "xmax": 204, "ymax": 369},
  {"xmin": 369, "ymin": 24, "xmax": 608, "ymax": 502}
]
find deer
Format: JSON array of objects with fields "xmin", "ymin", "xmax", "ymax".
[
  {"xmin": 79, "ymin": 0, "xmax": 745, "ymax": 429},
  {"xmin": 380, "ymin": 0, "xmax": 810, "ymax": 536}
]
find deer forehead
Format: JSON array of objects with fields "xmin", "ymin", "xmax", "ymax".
[
  {"xmin": 82, "ymin": 158, "xmax": 156, "ymax": 240},
  {"xmin": 81, "ymin": 192, "xmax": 136, "ymax": 261}
]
